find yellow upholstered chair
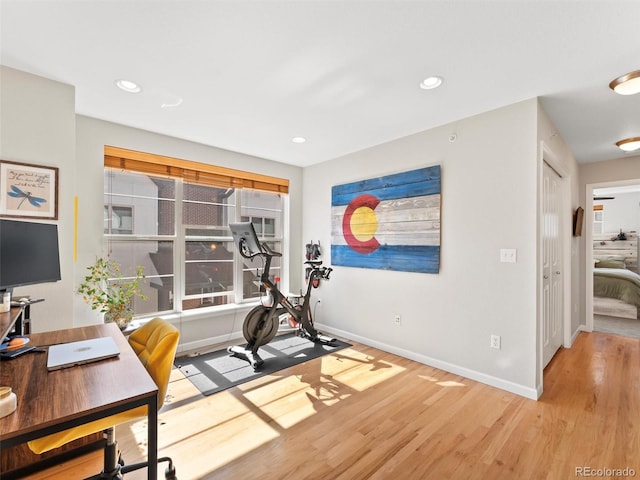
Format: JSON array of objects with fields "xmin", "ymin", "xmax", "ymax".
[{"xmin": 28, "ymin": 318, "xmax": 180, "ymax": 479}]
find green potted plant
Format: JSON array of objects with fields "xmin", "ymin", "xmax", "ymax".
[{"xmin": 77, "ymin": 257, "xmax": 147, "ymax": 329}]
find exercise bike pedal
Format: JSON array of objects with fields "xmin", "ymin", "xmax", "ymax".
[
  {"xmin": 314, "ymin": 333, "xmax": 337, "ymax": 345},
  {"xmin": 227, "ymin": 345, "xmax": 264, "ymax": 370}
]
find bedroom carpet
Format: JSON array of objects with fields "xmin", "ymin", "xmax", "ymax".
[
  {"xmin": 594, "ymin": 315, "xmax": 640, "ymax": 339},
  {"xmin": 175, "ymin": 333, "xmax": 351, "ymax": 396},
  {"xmin": 593, "ymin": 297, "xmax": 640, "ymax": 339},
  {"xmin": 593, "ymin": 297, "xmax": 637, "ymax": 319}
]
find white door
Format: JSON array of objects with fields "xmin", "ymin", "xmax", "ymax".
[{"xmin": 542, "ymin": 162, "xmax": 563, "ymax": 367}]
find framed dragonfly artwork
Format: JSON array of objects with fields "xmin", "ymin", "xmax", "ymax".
[{"xmin": 0, "ymin": 160, "xmax": 59, "ymax": 220}]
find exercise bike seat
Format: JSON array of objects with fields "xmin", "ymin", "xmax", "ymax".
[{"xmin": 304, "ymin": 260, "xmax": 323, "ymax": 267}]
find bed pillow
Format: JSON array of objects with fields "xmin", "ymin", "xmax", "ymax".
[
  {"xmin": 594, "ymin": 257, "xmax": 626, "ymax": 269},
  {"xmin": 594, "ymin": 255, "xmax": 626, "ymax": 261}
]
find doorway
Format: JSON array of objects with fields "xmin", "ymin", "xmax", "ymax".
[{"xmin": 586, "ymin": 180, "xmax": 640, "ymax": 338}]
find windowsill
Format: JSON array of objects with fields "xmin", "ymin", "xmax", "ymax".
[{"xmin": 131, "ymin": 300, "xmax": 261, "ymax": 327}]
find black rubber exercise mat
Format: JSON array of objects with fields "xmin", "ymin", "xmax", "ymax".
[{"xmin": 175, "ymin": 333, "xmax": 351, "ymax": 396}]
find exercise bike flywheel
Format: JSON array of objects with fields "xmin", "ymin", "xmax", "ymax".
[{"xmin": 243, "ymin": 305, "xmax": 279, "ymax": 347}]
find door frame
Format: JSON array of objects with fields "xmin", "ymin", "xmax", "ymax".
[
  {"xmin": 537, "ymin": 140, "xmax": 571, "ymax": 396},
  {"xmin": 585, "ymin": 178, "xmax": 640, "ymax": 332}
]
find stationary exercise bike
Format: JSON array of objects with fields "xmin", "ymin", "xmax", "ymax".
[{"xmin": 228, "ymin": 222, "xmax": 335, "ymax": 370}]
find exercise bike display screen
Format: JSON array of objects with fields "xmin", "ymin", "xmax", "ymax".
[{"xmin": 229, "ymin": 222, "xmax": 263, "ymax": 256}]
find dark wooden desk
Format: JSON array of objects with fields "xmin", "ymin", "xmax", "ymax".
[
  {"xmin": 0, "ymin": 323, "xmax": 159, "ymax": 479},
  {"xmin": 0, "ymin": 306, "xmax": 23, "ymax": 340}
]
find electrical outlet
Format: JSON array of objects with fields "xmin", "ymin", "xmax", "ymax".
[
  {"xmin": 394, "ymin": 314, "xmax": 401, "ymax": 326},
  {"xmin": 500, "ymin": 249, "xmax": 517, "ymax": 263},
  {"xmin": 490, "ymin": 334, "xmax": 501, "ymax": 349}
]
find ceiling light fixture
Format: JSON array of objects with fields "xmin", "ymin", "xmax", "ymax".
[
  {"xmin": 161, "ymin": 98, "xmax": 183, "ymax": 109},
  {"xmin": 291, "ymin": 137, "xmax": 306, "ymax": 144},
  {"xmin": 615, "ymin": 137, "xmax": 640, "ymax": 152},
  {"xmin": 115, "ymin": 79, "xmax": 142, "ymax": 94},
  {"xmin": 419, "ymin": 76, "xmax": 443, "ymax": 90},
  {"xmin": 609, "ymin": 70, "xmax": 640, "ymax": 95}
]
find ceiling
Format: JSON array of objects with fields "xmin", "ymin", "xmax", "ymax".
[{"xmin": 1, "ymin": 1, "xmax": 639, "ymax": 168}]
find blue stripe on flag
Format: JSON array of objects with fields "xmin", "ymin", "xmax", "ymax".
[
  {"xmin": 331, "ymin": 165, "xmax": 440, "ymax": 206},
  {"xmin": 331, "ymin": 245, "xmax": 440, "ymax": 274}
]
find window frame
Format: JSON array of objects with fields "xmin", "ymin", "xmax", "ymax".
[
  {"xmin": 104, "ymin": 204, "xmax": 134, "ymax": 235},
  {"xmin": 103, "ymin": 146, "xmax": 288, "ymax": 318}
]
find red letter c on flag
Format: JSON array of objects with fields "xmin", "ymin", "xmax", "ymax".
[{"xmin": 342, "ymin": 194, "xmax": 381, "ymax": 254}]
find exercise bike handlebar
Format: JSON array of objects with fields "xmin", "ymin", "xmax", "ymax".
[
  {"xmin": 231, "ymin": 221, "xmax": 330, "ymax": 282},
  {"xmin": 262, "ymin": 242, "xmax": 282, "ymax": 257},
  {"xmin": 238, "ymin": 238, "xmax": 282, "ymax": 259},
  {"xmin": 240, "ymin": 240, "xmax": 332, "ymax": 280}
]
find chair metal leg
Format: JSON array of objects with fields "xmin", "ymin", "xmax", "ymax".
[
  {"xmin": 81, "ymin": 426, "xmax": 177, "ymax": 480},
  {"xmin": 83, "ymin": 428, "xmax": 124, "ymax": 480},
  {"xmin": 121, "ymin": 456, "xmax": 177, "ymax": 479}
]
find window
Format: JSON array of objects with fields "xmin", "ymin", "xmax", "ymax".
[
  {"xmin": 103, "ymin": 147, "xmax": 287, "ymax": 317},
  {"xmin": 593, "ymin": 205, "xmax": 604, "ymax": 235},
  {"xmin": 104, "ymin": 205, "xmax": 133, "ymax": 234},
  {"xmin": 240, "ymin": 190, "xmax": 283, "ymax": 300}
]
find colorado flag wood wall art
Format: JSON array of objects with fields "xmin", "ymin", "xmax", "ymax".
[{"xmin": 331, "ymin": 165, "xmax": 441, "ymax": 274}]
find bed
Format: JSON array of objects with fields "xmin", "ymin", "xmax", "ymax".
[{"xmin": 593, "ymin": 257, "xmax": 640, "ymax": 320}]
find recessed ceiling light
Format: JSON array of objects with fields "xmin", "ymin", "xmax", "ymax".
[
  {"xmin": 291, "ymin": 137, "xmax": 306, "ymax": 144},
  {"xmin": 419, "ymin": 76, "xmax": 443, "ymax": 90},
  {"xmin": 161, "ymin": 97, "xmax": 183, "ymax": 109},
  {"xmin": 115, "ymin": 79, "xmax": 142, "ymax": 94},
  {"xmin": 615, "ymin": 137, "xmax": 640, "ymax": 152},
  {"xmin": 609, "ymin": 70, "xmax": 640, "ymax": 95}
]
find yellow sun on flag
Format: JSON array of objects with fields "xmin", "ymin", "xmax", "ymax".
[{"xmin": 350, "ymin": 206, "xmax": 378, "ymax": 241}]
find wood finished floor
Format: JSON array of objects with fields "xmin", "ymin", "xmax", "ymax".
[{"xmin": 23, "ymin": 332, "xmax": 640, "ymax": 480}]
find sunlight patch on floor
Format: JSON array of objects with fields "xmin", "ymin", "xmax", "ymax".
[
  {"xmin": 166, "ymin": 401, "xmax": 281, "ymax": 479},
  {"xmin": 234, "ymin": 351, "xmax": 406, "ymax": 429},
  {"xmin": 150, "ymin": 347, "xmax": 409, "ymax": 478},
  {"xmin": 154, "ymin": 389, "xmax": 265, "ymax": 449},
  {"xmin": 121, "ymin": 418, "xmax": 149, "ymax": 457},
  {"xmin": 328, "ymin": 350, "xmax": 406, "ymax": 392},
  {"xmin": 436, "ymin": 380, "xmax": 467, "ymax": 388},
  {"xmin": 419, "ymin": 373, "xmax": 468, "ymax": 389}
]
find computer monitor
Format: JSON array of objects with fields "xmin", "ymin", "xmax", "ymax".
[
  {"xmin": 229, "ymin": 222, "xmax": 263, "ymax": 257},
  {"xmin": 0, "ymin": 219, "xmax": 62, "ymax": 294}
]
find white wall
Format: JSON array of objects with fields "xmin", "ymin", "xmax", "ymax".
[
  {"xmin": 580, "ymin": 156, "xmax": 640, "ymax": 186},
  {"xmin": 303, "ymin": 99, "xmax": 549, "ymax": 398},
  {"xmin": 596, "ymin": 192, "xmax": 640, "ymax": 234},
  {"xmin": 0, "ymin": 66, "xmax": 76, "ymax": 333}
]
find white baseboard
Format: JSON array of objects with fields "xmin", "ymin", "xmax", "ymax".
[
  {"xmin": 570, "ymin": 325, "xmax": 588, "ymax": 346},
  {"xmin": 176, "ymin": 331, "xmax": 244, "ymax": 356},
  {"xmin": 316, "ymin": 323, "xmax": 539, "ymax": 401}
]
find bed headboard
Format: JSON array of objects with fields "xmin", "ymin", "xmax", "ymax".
[{"xmin": 593, "ymin": 232, "xmax": 638, "ymax": 273}]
